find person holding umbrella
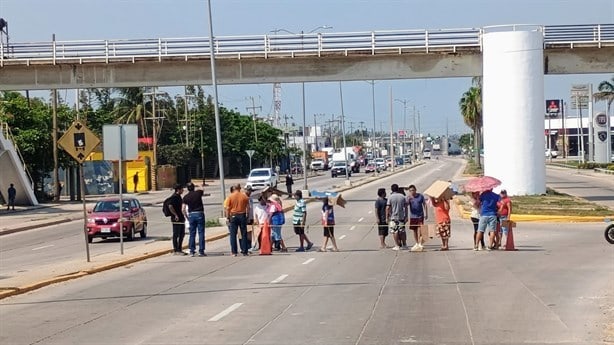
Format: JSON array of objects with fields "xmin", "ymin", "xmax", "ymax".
[
  {"xmin": 477, "ymin": 189, "xmax": 500, "ymax": 251},
  {"xmin": 464, "ymin": 176, "xmax": 502, "ymax": 251}
]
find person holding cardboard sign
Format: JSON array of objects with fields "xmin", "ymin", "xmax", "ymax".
[{"xmin": 429, "ymin": 196, "xmax": 451, "ymax": 250}]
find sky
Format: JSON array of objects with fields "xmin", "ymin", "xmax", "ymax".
[{"xmin": 1, "ymin": 0, "xmax": 613, "ymax": 136}]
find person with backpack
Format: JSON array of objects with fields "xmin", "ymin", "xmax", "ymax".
[{"xmin": 164, "ymin": 184, "xmax": 187, "ymax": 255}]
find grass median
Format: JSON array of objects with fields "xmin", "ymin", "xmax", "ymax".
[{"xmin": 458, "ymin": 188, "xmax": 613, "ymax": 217}]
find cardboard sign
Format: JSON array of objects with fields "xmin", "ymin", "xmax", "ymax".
[{"xmin": 423, "ymin": 180, "xmax": 454, "ymax": 200}]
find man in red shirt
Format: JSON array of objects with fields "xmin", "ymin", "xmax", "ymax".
[{"xmin": 497, "ymin": 190, "xmax": 512, "ymax": 249}]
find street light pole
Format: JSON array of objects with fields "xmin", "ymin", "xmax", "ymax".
[
  {"xmin": 339, "ymin": 82, "xmax": 350, "ymax": 182},
  {"xmin": 366, "ymin": 80, "xmax": 377, "ymax": 158},
  {"xmin": 301, "ymin": 83, "xmax": 308, "ymax": 190},
  {"xmin": 206, "ymin": 0, "xmax": 226, "ymax": 204},
  {"xmin": 395, "ymin": 98, "xmax": 409, "ymax": 158}
]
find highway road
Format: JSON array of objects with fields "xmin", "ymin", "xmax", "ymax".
[
  {"xmin": 0, "ymin": 163, "xmax": 423, "ymax": 290},
  {"xmin": 1, "ymin": 158, "xmax": 612, "ymax": 344}
]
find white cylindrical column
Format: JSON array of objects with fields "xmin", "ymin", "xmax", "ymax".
[{"xmin": 482, "ymin": 27, "xmax": 545, "ymax": 195}]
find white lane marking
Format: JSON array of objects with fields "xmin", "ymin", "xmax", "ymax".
[
  {"xmin": 208, "ymin": 303, "xmax": 243, "ymax": 322},
  {"xmin": 339, "ymin": 235, "xmax": 347, "ymax": 240},
  {"xmin": 270, "ymin": 274, "xmax": 289, "ymax": 284},
  {"xmin": 32, "ymin": 245, "xmax": 54, "ymax": 251},
  {"xmin": 302, "ymin": 258, "xmax": 315, "ymax": 265},
  {"xmin": 358, "ymin": 217, "xmax": 364, "ymax": 222},
  {"xmin": 350, "ymin": 225, "xmax": 356, "ymax": 230}
]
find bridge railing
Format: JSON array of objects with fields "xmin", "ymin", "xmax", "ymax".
[
  {"xmin": 1, "ymin": 24, "xmax": 612, "ymax": 66},
  {"xmin": 543, "ymin": 24, "xmax": 614, "ymax": 47}
]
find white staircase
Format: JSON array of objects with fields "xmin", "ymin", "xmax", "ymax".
[{"xmin": 0, "ymin": 122, "xmax": 38, "ymax": 206}]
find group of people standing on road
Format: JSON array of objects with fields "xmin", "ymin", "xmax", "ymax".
[
  {"xmin": 166, "ymin": 182, "xmax": 208, "ymax": 257},
  {"xmin": 165, "ymin": 177, "xmax": 512, "ymax": 256},
  {"xmin": 470, "ymin": 189, "xmax": 512, "ymax": 251},
  {"xmin": 375, "ymin": 184, "xmax": 451, "ymax": 251}
]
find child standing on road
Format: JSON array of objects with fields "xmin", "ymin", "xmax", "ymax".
[{"xmin": 319, "ymin": 197, "xmax": 339, "ymax": 252}]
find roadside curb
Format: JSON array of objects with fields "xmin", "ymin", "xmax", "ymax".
[{"xmin": 0, "ymin": 228, "xmax": 230, "ymax": 300}]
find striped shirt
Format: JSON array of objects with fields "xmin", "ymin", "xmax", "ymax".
[{"xmin": 292, "ymin": 198, "xmax": 307, "ymax": 225}]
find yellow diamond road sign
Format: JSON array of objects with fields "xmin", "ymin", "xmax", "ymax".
[{"xmin": 58, "ymin": 120, "xmax": 100, "ymax": 163}]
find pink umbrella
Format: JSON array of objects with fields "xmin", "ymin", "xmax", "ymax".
[{"xmin": 463, "ymin": 176, "xmax": 502, "ymax": 193}]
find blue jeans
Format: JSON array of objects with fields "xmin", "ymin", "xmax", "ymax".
[
  {"xmin": 229, "ymin": 214, "xmax": 248, "ymax": 254},
  {"xmin": 499, "ymin": 216, "xmax": 509, "ymax": 235},
  {"xmin": 188, "ymin": 212, "xmax": 205, "ymax": 254},
  {"xmin": 478, "ymin": 215, "xmax": 498, "ymax": 233}
]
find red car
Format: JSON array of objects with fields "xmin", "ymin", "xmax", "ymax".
[{"xmin": 86, "ymin": 197, "xmax": 148, "ymax": 243}]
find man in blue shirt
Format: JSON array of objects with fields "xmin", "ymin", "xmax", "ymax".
[
  {"xmin": 477, "ymin": 189, "xmax": 500, "ymax": 251},
  {"xmin": 407, "ymin": 184, "xmax": 428, "ymax": 251}
]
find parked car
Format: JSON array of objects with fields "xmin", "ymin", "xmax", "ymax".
[
  {"xmin": 86, "ymin": 197, "xmax": 147, "ymax": 243},
  {"xmin": 331, "ymin": 161, "xmax": 351, "ymax": 178},
  {"xmin": 365, "ymin": 162, "xmax": 379, "ymax": 173},
  {"xmin": 545, "ymin": 148, "xmax": 558, "ymax": 158},
  {"xmin": 246, "ymin": 168, "xmax": 277, "ymax": 189}
]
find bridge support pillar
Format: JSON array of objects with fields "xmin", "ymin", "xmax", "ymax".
[{"xmin": 482, "ymin": 27, "xmax": 546, "ymax": 195}]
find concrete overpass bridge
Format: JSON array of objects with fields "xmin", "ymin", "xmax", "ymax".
[
  {"xmin": 0, "ymin": 24, "xmax": 612, "ymax": 90},
  {"xmin": 0, "ymin": 23, "xmax": 613, "ymax": 196}
]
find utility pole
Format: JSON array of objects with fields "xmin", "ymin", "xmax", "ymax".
[
  {"xmin": 412, "ymin": 105, "xmax": 417, "ymax": 161},
  {"xmin": 395, "ymin": 98, "xmax": 410, "ymax": 157},
  {"xmin": 358, "ymin": 121, "xmax": 365, "ymax": 146},
  {"xmin": 144, "ymin": 87, "xmax": 166, "ymax": 191},
  {"xmin": 347, "ymin": 121, "xmax": 355, "ymax": 145},
  {"xmin": 52, "ymin": 89, "xmax": 59, "ymax": 201},
  {"xmin": 389, "ymin": 87, "xmax": 395, "ymax": 172},
  {"xmin": 246, "ymin": 96, "xmax": 262, "ymax": 143},
  {"xmin": 313, "ymin": 113, "xmax": 325, "ymax": 151},
  {"xmin": 177, "ymin": 87, "xmax": 195, "ymax": 147}
]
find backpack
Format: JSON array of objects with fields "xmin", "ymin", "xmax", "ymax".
[{"xmin": 162, "ymin": 195, "xmax": 174, "ymax": 217}]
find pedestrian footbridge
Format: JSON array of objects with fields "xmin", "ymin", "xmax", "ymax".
[
  {"xmin": 0, "ymin": 123, "xmax": 38, "ymax": 206},
  {"xmin": 0, "ymin": 24, "xmax": 612, "ymax": 90}
]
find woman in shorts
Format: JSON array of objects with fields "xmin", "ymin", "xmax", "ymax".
[{"xmin": 319, "ymin": 197, "xmax": 339, "ymax": 252}]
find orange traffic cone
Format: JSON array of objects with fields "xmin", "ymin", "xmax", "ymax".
[
  {"xmin": 504, "ymin": 220, "xmax": 516, "ymax": 251},
  {"xmin": 260, "ymin": 221, "xmax": 272, "ymax": 255}
]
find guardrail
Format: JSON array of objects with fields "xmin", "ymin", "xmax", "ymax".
[{"xmin": 1, "ymin": 24, "xmax": 613, "ymax": 67}]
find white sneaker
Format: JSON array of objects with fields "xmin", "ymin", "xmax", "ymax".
[
  {"xmin": 410, "ymin": 243, "xmax": 420, "ymax": 252},
  {"xmin": 392, "ymin": 246, "xmax": 400, "ymax": 251}
]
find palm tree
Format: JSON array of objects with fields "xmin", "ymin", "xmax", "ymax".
[
  {"xmin": 110, "ymin": 87, "xmax": 147, "ymax": 128},
  {"xmin": 593, "ymin": 76, "xmax": 614, "ymax": 117},
  {"xmin": 459, "ymin": 78, "xmax": 482, "ymax": 168}
]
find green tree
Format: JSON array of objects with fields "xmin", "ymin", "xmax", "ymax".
[
  {"xmin": 459, "ymin": 78, "xmax": 482, "ymax": 168},
  {"xmin": 0, "ymin": 91, "xmax": 75, "ymax": 199},
  {"xmin": 593, "ymin": 76, "xmax": 614, "ymax": 117}
]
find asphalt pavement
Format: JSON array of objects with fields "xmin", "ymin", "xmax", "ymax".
[{"xmin": 0, "ymin": 158, "xmax": 612, "ymax": 344}]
